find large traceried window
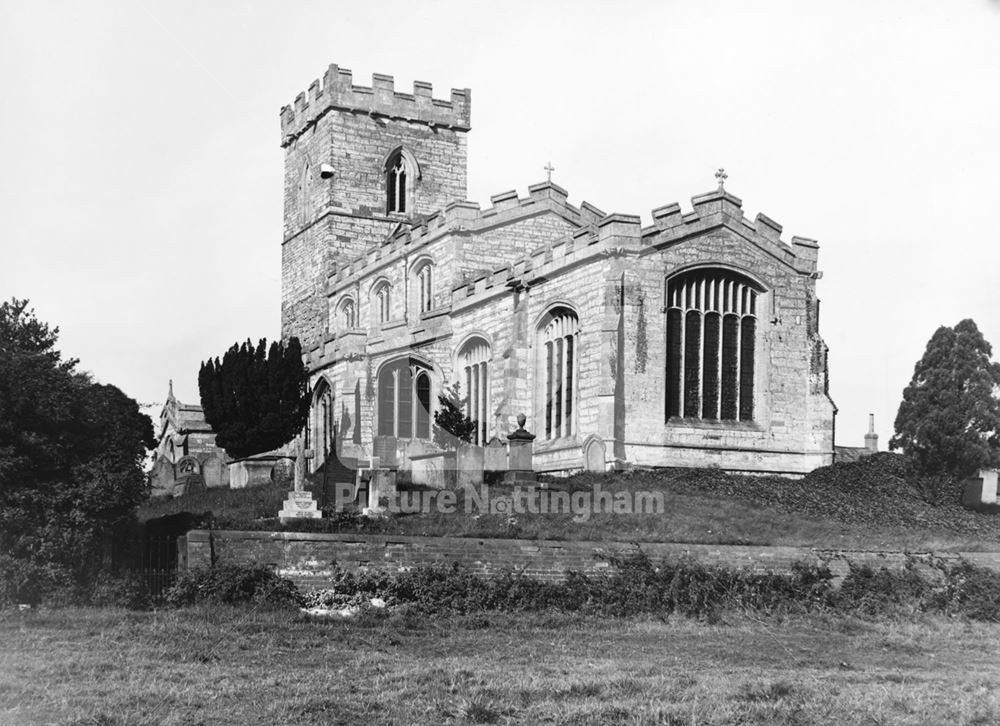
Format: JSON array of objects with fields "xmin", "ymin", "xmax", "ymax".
[
  {"xmin": 538, "ymin": 307, "xmax": 578, "ymax": 440},
  {"xmin": 377, "ymin": 359, "xmax": 432, "ymax": 439},
  {"xmin": 373, "ymin": 282, "xmax": 392, "ymax": 325},
  {"xmin": 459, "ymin": 337, "xmax": 491, "ymax": 445},
  {"xmin": 665, "ymin": 269, "xmax": 761, "ymax": 423}
]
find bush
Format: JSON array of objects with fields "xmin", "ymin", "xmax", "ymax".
[
  {"xmin": 88, "ymin": 573, "xmax": 152, "ymax": 610},
  {"xmin": 165, "ymin": 564, "xmax": 303, "ymax": 608},
  {"xmin": 303, "ymin": 555, "xmax": 836, "ymax": 619}
]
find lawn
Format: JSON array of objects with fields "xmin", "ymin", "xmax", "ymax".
[{"xmin": 2, "ymin": 606, "xmax": 999, "ymax": 725}]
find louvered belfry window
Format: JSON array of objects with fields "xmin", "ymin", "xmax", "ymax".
[
  {"xmin": 386, "ymin": 155, "xmax": 407, "ymax": 214},
  {"xmin": 665, "ymin": 269, "xmax": 760, "ymax": 422}
]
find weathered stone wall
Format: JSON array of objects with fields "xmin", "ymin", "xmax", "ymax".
[
  {"xmin": 280, "ymin": 65, "xmax": 470, "ymax": 349},
  {"xmin": 184, "ymin": 529, "xmax": 1000, "ymax": 590}
]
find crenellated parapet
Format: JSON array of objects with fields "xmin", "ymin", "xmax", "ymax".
[
  {"xmin": 645, "ymin": 189, "xmax": 819, "ymax": 274},
  {"xmin": 326, "ymin": 181, "xmax": 605, "ymax": 294},
  {"xmin": 280, "ymin": 64, "xmax": 471, "ymax": 147}
]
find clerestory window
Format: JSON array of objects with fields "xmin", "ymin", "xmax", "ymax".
[{"xmin": 665, "ymin": 269, "xmax": 761, "ymax": 423}]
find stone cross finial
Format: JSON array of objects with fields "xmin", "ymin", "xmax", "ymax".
[
  {"xmin": 544, "ymin": 162, "xmax": 555, "ymax": 182},
  {"xmin": 715, "ymin": 168, "xmax": 728, "ymax": 191}
]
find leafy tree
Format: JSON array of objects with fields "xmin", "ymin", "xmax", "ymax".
[
  {"xmin": 0, "ymin": 299, "xmax": 154, "ymax": 602},
  {"xmin": 433, "ymin": 382, "xmax": 477, "ymax": 449},
  {"xmin": 889, "ymin": 319, "xmax": 1000, "ymax": 479},
  {"xmin": 198, "ymin": 338, "xmax": 310, "ymax": 459}
]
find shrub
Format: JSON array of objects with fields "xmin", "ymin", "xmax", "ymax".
[
  {"xmin": 165, "ymin": 564, "xmax": 303, "ymax": 608},
  {"xmin": 88, "ymin": 572, "xmax": 152, "ymax": 610},
  {"xmin": 834, "ymin": 562, "xmax": 933, "ymax": 619}
]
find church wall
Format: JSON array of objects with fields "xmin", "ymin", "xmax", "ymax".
[
  {"xmin": 615, "ymin": 226, "xmax": 835, "ymax": 474},
  {"xmin": 458, "ymin": 212, "xmax": 577, "ymax": 277}
]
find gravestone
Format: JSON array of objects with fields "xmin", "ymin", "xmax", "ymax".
[
  {"xmin": 201, "ymin": 455, "xmax": 228, "ymax": 489},
  {"xmin": 149, "ymin": 456, "xmax": 176, "ymax": 497},
  {"xmin": 279, "ymin": 437, "xmax": 322, "ymax": 521},
  {"xmin": 484, "ymin": 437, "xmax": 507, "ymax": 472},
  {"xmin": 583, "ymin": 436, "xmax": 606, "ymax": 472}
]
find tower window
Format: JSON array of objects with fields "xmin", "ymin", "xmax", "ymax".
[
  {"xmin": 386, "ymin": 153, "xmax": 407, "ymax": 214},
  {"xmin": 665, "ymin": 269, "xmax": 761, "ymax": 423}
]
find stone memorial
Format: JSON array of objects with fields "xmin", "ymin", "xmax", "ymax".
[
  {"xmin": 279, "ymin": 438, "xmax": 322, "ymax": 521},
  {"xmin": 504, "ymin": 413, "xmax": 537, "ymax": 485}
]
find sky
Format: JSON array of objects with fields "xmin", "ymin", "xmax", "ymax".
[{"xmin": 2, "ymin": 0, "xmax": 999, "ymax": 448}]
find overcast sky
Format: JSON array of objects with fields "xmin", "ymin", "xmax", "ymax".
[{"xmin": 2, "ymin": 0, "xmax": 999, "ymax": 448}]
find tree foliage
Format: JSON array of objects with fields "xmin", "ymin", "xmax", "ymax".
[
  {"xmin": 889, "ymin": 319, "xmax": 1000, "ymax": 479},
  {"xmin": 433, "ymin": 382, "xmax": 477, "ymax": 449},
  {"xmin": 0, "ymin": 299, "xmax": 154, "ymax": 601},
  {"xmin": 198, "ymin": 338, "xmax": 310, "ymax": 459}
]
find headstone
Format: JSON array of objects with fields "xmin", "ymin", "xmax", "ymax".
[
  {"xmin": 484, "ymin": 437, "xmax": 508, "ymax": 472},
  {"xmin": 583, "ymin": 436, "xmax": 606, "ymax": 472},
  {"xmin": 175, "ymin": 455, "xmax": 201, "ymax": 479},
  {"xmin": 149, "ymin": 456, "xmax": 176, "ymax": 497},
  {"xmin": 456, "ymin": 443, "xmax": 484, "ymax": 488},
  {"xmin": 363, "ymin": 468, "xmax": 396, "ymax": 516},
  {"xmin": 201, "ymin": 456, "xmax": 228, "ymax": 489}
]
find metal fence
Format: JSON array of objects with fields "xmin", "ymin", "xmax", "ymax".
[{"xmin": 111, "ymin": 535, "xmax": 179, "ymax": 602}]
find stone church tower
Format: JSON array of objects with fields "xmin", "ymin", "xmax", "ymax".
[
  {"xmin": 278, "ymin": 63, "xmax": 837, "ymax": 476},
  {"xmin": 280, "ymin": 64, "xmax": 470, "ymax": 349}
]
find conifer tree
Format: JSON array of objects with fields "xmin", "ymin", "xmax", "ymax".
[
  {"xmin": 198, "ymin": 338, "xmax": 310, "ymax": 459},
  {"xmin": 432, "ymin": 382, "xmax": 477, "ymax": 449},
  {"xmin": 890, "ymin": 319, "xmax": 1000, "ymax": 478}
]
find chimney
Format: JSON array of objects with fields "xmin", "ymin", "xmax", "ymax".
[{"xmin": 864, "ymin": 413, "xmax": 879, "ymax": 453}]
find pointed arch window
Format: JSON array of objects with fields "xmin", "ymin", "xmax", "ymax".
[
  {"xmin": 459, "ymin": 337, "xmax": 491, "ymax": 445},
  {"xmin": 538, "ymin": 307, "xmax": 579, "ymax": 440},
  {"xmin": 413, "ymin": 261, "xmax": 434, "ymax": 315},
  {"xmin": 373, "ymin": 282, "xmax": 392, "ymax": 325},
  {"xmin": 337, "ymin": 297, "xmax": 356, "ymax": 329},
  {"xmin": 665, "ymin": 268, "xmax": 761, "ymax": 422},
  {"xmin": 377, "ymin": 359, "xmax": 432, "ymax": 439},
  {"xmin": 383, "ymin": 147, "xmax": 419, "ymax": 214},
  {"xmin": 311, "ymin": 379, "xmax": 335, "ymax": 471}
]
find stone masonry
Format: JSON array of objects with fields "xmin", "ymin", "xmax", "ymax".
[{"xmin": 280, "ymin": 63, "xmax": 837, "ymax": 476}]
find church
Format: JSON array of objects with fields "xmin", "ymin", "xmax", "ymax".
[{"xmin": 280, "ymin": 63, "xmax": 837, "ymax": 476}]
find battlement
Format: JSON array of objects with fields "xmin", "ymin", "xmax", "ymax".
[
  {"xmin": 643, "ymin": 188, "xmax": 819, "ymax": 273},
  {"xmin": 327, "ymin": 182, "xmax": 605, "ymax": 293},
  {"xmin": 280, "ymin": 63, "xmax": 472, "ymax": 147}
]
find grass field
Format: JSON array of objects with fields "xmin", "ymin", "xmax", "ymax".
[{"xmin": 3, "ymin": 606, "xmax": 1000, "ymax": 725}]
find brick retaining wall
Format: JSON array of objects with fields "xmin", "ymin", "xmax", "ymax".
[{"xmin": 183, "ymin": 530, "xmax": 1000, "ymax": 590}]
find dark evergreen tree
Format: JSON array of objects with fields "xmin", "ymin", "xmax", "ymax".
[
  {"xmin": 889, "ymin": 319, "xmax": 1000, "ymax": 478},
  {"xmin": 0, "ymin": 299, "xmax": 154, "ymax": 602},
  {"xmin": 198, "ymin": 338, "xmax": 310, "ymax": 459},
  {"xmin": 432, "ymin": 382, "xmax": 477, "ymax": 449}
]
